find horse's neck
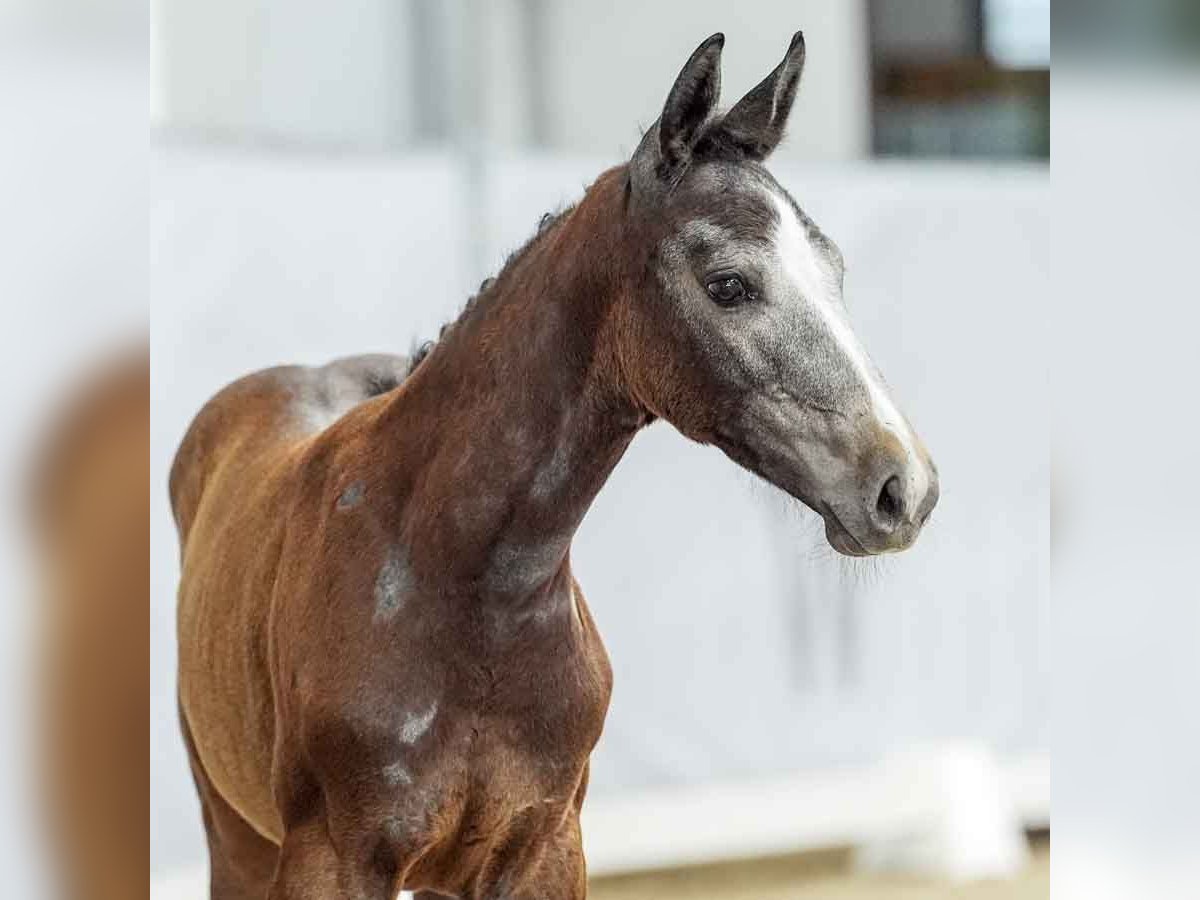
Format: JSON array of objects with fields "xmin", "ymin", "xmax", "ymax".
[{"xmin": 383, "ymin": 181, "xmax": 642, "ymax": 603}]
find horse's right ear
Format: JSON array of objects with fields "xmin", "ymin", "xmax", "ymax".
[
  {"xmin": 632, "ymin": 34, "xmax": 724, "ymax": 187},
  {"xmin": 715, "ymin": 31, "xmax": 806, "ymax": 161}
]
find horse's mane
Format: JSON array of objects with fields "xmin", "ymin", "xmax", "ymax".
[{"xmin": 407, "ymin": 208, "xmax": 572, "ymax": 376}]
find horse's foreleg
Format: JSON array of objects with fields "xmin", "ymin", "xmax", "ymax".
[
  {"xmin": 266, "ymin": 821, "xmax": 339, "ymax": 900},
  {"xmin": 267, "ymin": 819, "xmax": 397, "ymax": 900},
  {"xmin": 482, "ymin": 813, "xmax": 588, "ymax": 900},
  {"xmin": 180, "ymin": 708, "xmax": 278, "ymax": 900},
  {"xmin": 526, "ymin": 814, "xmax": 588, "ymax": 900}
]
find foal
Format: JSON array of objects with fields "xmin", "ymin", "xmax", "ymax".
[{"xmin": 172, "ymin": 32, "xmax": 937, "ymax": 900}]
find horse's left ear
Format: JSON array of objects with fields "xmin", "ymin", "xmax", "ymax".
[{"xmin": 717, "ymin": 31, "xmax": 806, "ymax": 160}]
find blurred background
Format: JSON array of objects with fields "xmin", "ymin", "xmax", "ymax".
[
  {"xmin": 148, "ymin": 2, "xmax": 1050, "ymax": 898},
  {"xmin": 2, "ymin": 0, "xmax": 1102, "ymax": 898},
  {"xmin": 25, "ymin": 0, "xmax": 1200, "ymax": 896}
]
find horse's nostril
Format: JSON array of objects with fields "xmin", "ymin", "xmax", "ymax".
[{"xmin": 875, "ymin": 475, "xmax": 906, "ymax": 529}]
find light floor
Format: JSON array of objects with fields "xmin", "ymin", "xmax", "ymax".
[{"xmin": 590, "ymin": 840, "xmax": 1049, "ymax": 900}]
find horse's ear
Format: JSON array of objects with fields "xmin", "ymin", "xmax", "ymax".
[
  {"xmin": 716, "ymin": 31, "xmax": 806, "ymax": 161},
  {"xmin": 659, "ymin": 33, "xmax": 724, "ymax": 170},
  {"xmin": 633, "ymin": 34, "xmax": 724, "ymax": 184}
]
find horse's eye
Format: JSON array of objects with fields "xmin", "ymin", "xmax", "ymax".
[{"xmin": 707, "ymin": 276, "xmax": 747, "ymax": 306}]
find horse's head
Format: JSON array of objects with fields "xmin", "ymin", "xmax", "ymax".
[{"xmin": 618, "ymin": 32, "xmax": 937, "ymax": 556}]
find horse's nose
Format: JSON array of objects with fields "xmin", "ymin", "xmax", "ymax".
[
  {"xmin": 872, "ymin": 474, "xmax": 908, "ymax": 531},
  {"xmin": 868, "ymin": 467, "xmax": 939, "ymax": 538},
  {"xmin": 915, "ymin": 469, "xmax": 940, "ymax": 526}
]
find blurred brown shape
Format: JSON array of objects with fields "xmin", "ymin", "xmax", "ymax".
[{"xmin": 30, "ymin": 345, "xmax": 149, "ymax": 900}]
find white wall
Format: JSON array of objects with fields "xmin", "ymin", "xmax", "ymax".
[
  {"xmin": 154, "ymin": 0, "xmax": 871, "ymax": 159},
  {"xmin": 157, "ymin": 0, "xmax": 417, "ymax": 147},
  {"xmin": 541, "ymin": 0, "xmax": 870, "ymax": 160}
]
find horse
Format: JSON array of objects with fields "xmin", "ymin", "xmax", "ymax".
[{"xmin": 171, "ymin": 31, "xmax": 938, "ymax": 900}]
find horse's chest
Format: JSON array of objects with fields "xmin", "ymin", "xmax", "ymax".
[
  {"xmin": 364, "ymin": 614, "xmax": 611, "ymax": 883},
  {"xmin": 470, "ymin": 618, "xmax": 612, "ymax": 786},
  {"xmin": 287, "ymin": 569, "xmax": 613, "ymax": 878}
]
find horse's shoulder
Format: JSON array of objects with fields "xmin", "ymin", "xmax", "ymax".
[{"xmin": 169, "ymin": 354, "xmax": 410, "ymax": 541}]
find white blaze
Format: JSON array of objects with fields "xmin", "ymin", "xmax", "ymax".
[{"xmin": 768, "ymin": 191, "xmax": 929, "ymax": 508}]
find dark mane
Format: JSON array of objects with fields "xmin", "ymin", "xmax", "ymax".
[{"xmin": 407, "ymin": 207, "xmax": 572, "ymax": 376}]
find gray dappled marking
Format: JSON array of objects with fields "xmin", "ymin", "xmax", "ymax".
[
  {"xmin": 486, "ymin": 537, "xmax": 569, "ymax": 596},
  {"xmin": 400, "ymin": 701, "xmax": 438, "ymax": 744},
  {"xmin": 374, "ymin": 547, "xmax": 413, "ymax": 620},
  {"xmin": 337, "ymin": 481, "xmax": 365, "ymax": 509},
  {"xmin": 382, "ymin": 761, "xmax": 414, "ymax": 786}
]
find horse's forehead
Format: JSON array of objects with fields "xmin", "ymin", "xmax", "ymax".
[{"xmin": 669, "ymin": 163, "xmax": 804, "ymax": 245}]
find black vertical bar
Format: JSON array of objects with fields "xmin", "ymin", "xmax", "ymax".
[
  {"xmin": 519, "ymin": 0, "xmax": 550, "ymax": 147},
  {"xmin": 409, "ymin": 0, "xmax": 450, "ymax": 141},
  {"xmin": 973, "ymin": 0, "xmax": 988, "ymax": 59}
]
